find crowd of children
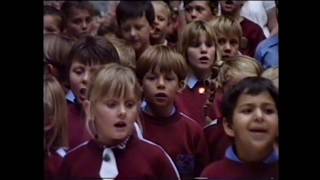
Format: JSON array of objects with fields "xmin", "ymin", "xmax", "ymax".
[{"xmin": 44, "ymin": 1, "xmax": 279, "ymax": 179}]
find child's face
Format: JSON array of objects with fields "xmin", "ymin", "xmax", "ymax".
[
  {"xmin": 150, "ymin": 2, "xmax": 170, "ymax": 41},
  {"xmin": 220, "ymin": 1, "xmax": 243, "ymax": 16},
  {"xmin": 69, "ymin": 61, "xmax": 101, "ymax": 104},
  {"xmin": 64, "ymin": 8, "xmax": 93, "ymax": 38},
  {"xmin": 142, "ymin": 66, "xmax": 180, "ymax": 108},
  {"xmin": 217, "ymin": 34, "xmax": 240, "ymax": 59},
  {"xmin": 187, "ymin": 33, "xmax": 216, "ymax": 73},
  {"xmin": 184, "ymin": 1, "xmax": 214, "ymax": 24},
  {"xmin": 92, "ymin": 93, "xmax": 138, "ymax": 145},
  {"xmin": 120, "ymin": 16, "xmax": 152, "ymax": 55},
  {"xmin": 227, "ymin": 91, "xmax": 278, "ymax": 156},
  {"xmin": 44, "ymin": 15, "xmax": 61, "ymax": 34}
]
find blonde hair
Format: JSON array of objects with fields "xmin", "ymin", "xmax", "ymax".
[
  {"xmin": 86, "ymin": 63, "xmax": 142, "ymax": 137},
  {"xmin": 43, "ymin": 33, "xmax": 74, "ymax": 82},
  {"xmin": 209, "ymin": 16, "xmax": 243, "ymax": 43},
  {"xmin": 178, "ymin": 21, "xmax": 221, "ymax": 66},
  {"xmin": 217, "ymin": 55, "xmax": 263, "ymax": 88},
  {"xmin": 152, "ymin": 1, "xmax": 171, "ymax": 22},
  {"xmin": 105, "ymin": 35, "xmax": 136, "ymax": 70},
  {"xmin": 262, "ymin": 67, "xmax": 279, "ymax": 89},
  {"xmin": 44, "ymin": 74, "xmax": 68, "ymax": 154},
  {"xmin": 136, "ymin": 45, "xmax": 188, "ymax": 82}
]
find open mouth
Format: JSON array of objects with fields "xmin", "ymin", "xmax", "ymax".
[
  {"xmin": 154, "ymin": 93, "xmax": 168, "ymax": 102},
  {"xmin": 78, "ymin": 88, "xmax": 87, "ymax": 100},
  {"xmin": 114, "ymin": 121, "xmax": 127, "ymax": 128},
  {"xmin": 199, "ymin": 56, "xmax": 210, "ymax": 63}
]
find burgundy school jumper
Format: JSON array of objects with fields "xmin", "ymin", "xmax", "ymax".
[
  {"xmin": 46, "ymin": 148, "xmax": 67, "ymax": 180},
  {"xmin": 59, "ymin": 133, "xmax": 180, "ymax": 180},
  {"xmin": 140, "ymin": 107, "xmax": 209, "ymax": 179},
  {"xmin": 66, "ymin": 91, "xmax": 91, "ymax": 149},
  {"xmin": 240, "ymin": 17, "xmax": 266, "ymax": 57},
  {"xmin": 201, "ymin": 146, "xmax": 279, "ymax": 180},
  {"xmin": 176, "ymin": 76, "xmax": 218, "ymax": 127}
]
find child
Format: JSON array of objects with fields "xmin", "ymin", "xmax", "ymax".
[
  {"xmin": 210, "ymin": 16, "xmax": 242, "ymax": 59},
  {"xmin": 136, "ymin": 45, "xmax": 209, "ymax": 179},
  {"xmin": 183, "ymin": 0, "xmax": 219, "ymax": 24},
  {"xmin": 66, "ymin": 36, "xmax": 120, "ymax": 149},
  {"xmin": 60, "ymin": 63, "xmax": 180, "ymax": 179},
  {"xmin": 44, "ymin": 5, "xmax": 62, "ymax": 34},
  {"xmin": 262, "ymin": 67, "xmax": 279, "ymax": 89},
  {"xmin": 43, "ymin": 33, "xmax": 74, "ymax": 93},
  {"xmin": 219, "ymin": 0, "xmax": 266, "ymax": 57},
  {"xmin": 176, "ymin": 21, "xmax": 221, "ymax": 127},
  {"xmin": 201, "ymin": 77, "xmax": 279, "ymax": 179},
  {"xmin": 60, "ymin": 1, "xmax": 96, "ymax": 39},
  {"xmin": 105, "ymin": 35, "xmax": 137, "ymax": 70},
  {"xmin": 204, "ymin": 55, "xmax": 263, "ymax": 162},
  {"xmin": 44, "ymin": 74, "xmax": 68, "ymax": 180},
  {"xmin": 150, "ymin": 1, "xmax": 172, "ymax": 47},
  {"xmin": 115, "ymin": 1, "xmax": 155, "ymax": 58}
]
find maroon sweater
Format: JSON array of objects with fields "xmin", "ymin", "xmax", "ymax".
[
  {"xmin": 59, "ymin": 133, "xmax": 180, "ymax": 180},
  {"xmin": 176, "ymin": 81, "xmax": 218, "ymax": 127},
  {"xmin": 240, "ymin": 17, "xmax": 266, "ymax": 57},
  {"xmin": 67, "ymin": 101, "xmax": 91, "ymax": 149},
  {"xmin": 204, "ymin": 120, "xmax": 231, "ymax": 163},
  {"xmin": 201, "ymin": 146, "xmax": 279, "ymax": 179},
  {"xmin": 45, "ymin": 148, "xmax": 67, "ymax": 180},
  {"xmin": 140, "ymin": 108, "xmax": 209, "ymax": 179}
]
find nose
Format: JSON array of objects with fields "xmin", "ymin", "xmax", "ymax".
[
  {"xmin": 223, "ymin": 42, "xmax": 231, "ymax": 53},
  {"xmin": 200, "ymin": 43, "xmax": 208, "ymax": 53},
  {"xmin": 82, "ymin": 70, "xmax": 90, "ymax": 85},
  {"xmin": 130, "ymin": 28, "xmax": 137, "ymax": 37},
  {"xmin": 254, "ymin": 108, "xmax": 264, "ymax": 122},
  {"xmin": 119, "ymin": 104, "xmax": 127, "ymax": 119},
  {"xmin": 191, "ymin": 9, "xmax": 198, "ymax": 20},
  {"xmin": 157, "ymin": 76, "xmax": 165, "ymax": 89},
  {"xmin": 81, "ymin": 21, "xmax": 88, "ymax": 31}
]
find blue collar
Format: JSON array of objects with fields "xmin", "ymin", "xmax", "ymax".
[
  {"xmin": 186, "ymin": 73, "xmax": 200, "ymax": 89},
  {"xmin": 65, "ymin": 90, "xmax": 77, "ymax": 104},
  {"xmin": 225, "ymin": 146, "xmax": 279, "ymax": 164},
  {"xmin": 141, "ymin": 100, "xmax": 176, "ymax": 117}
]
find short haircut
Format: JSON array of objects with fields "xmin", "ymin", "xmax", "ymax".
[
  {"xmin": 60, "ymin": 1, "xmax": 96, "ymax": 29},
  {"xmin": 116, "ymin": 1, "xmax": 155, "ymax": 26},
  {"xmin": 136, "ymin": 45, "xmax": 188, "ymax": 82},
  {"xmin": 67, "ymin": 35, "xmax": 120, "ymax": 71},
  {"xmin": 262, "ymin": 67, "xmax": 279, "ymax": 89},
  {"xmin": 210, "ymin": 16, "xmax": 242, "ymax": 42},
  {"xmin": 44, "ymin": 5, "xmax": 63, "ymax": 30},
  {"xmin": 183, "ymin": 0, "xmax": 219, "ymax": 15},
  {"xmin": 216, "ymin": 55, "xmax": 263, "ymax": 87},
  {"xmin": 178, "ymin": 21, "xmax": 220, "ymax": 65},
  {"xmin": 222, "ymin": 77, "xmax": 279, "ymax": 124}
]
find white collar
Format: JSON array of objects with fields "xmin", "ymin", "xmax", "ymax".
[{"xmin": 185, "ymin": 73, "xmax": 200, "ymax": 89}]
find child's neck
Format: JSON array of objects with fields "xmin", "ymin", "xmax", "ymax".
[
  {"xmin": 144, "ymin": 102, "xmax": 175, "ymax": 118},
  {"xmin": 192, "ymin": 69, "xmax": 211, "ymax": 81},
  {"xmin": 234, "ymin": 141, "xmax": 275, "ymax": 163}
]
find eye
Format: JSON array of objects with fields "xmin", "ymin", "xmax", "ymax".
[
  {"xmin": 105, "ymin": 100, "xmax": 117, "ymax": 108},
  {"xmin": 73, "ymin": 68, "xmax": 84, "ymax": 75},
  {"xmin": 241, "ymin": 108, "xmax": 253, "ymax": 114},
  {"xmin": 85, "ymin": 17, "xmax": 92, "ymax": 24},
  {"xmin": 125, "ymin": 100, "xmax": 136, "ymax": 108},
  {"xmin": 218, "ymin": 38, "xmax": 226, "ymax": 45},
  {"xmin": 135, "ymin": 25, "xmax": 143, "ymax": 31},
  {"xmin": 185, "ymin": 6, "xmax": 192, "ymax": 13},
  {"xmin": 72, "ymin": 18, "xmax": 82, "ymax": 25},
  {"xmin": 205, "ymin": 41, "xmax": 213, "ymax": 47},
  {"xmin": 264, "ymin": 108, "xmax": 276, "ymax": 115},
  {"xmin": 196, "ymin": 6, "xmax": 205, "ymax": 13},
  {"xmin": 158, "ymin": 16, "xmax": 165, "ymax": 22},
  {"xmin": 190, "ymin": 41, "xmax": 200, "ymax": 47},
  {"xmin": 230, "ymin": 39, "xmax": 239, "ymax": 46},
  {"xmin": 146, "ymin": 75, "xmax": 156, "ymax": 81}
]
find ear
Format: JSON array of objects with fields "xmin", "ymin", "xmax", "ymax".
[
  {"xmin": 223, "ymin": 117, "xmax": 235, "ymax": 137},
  {"xmin": 48, "ymin": 64, "xmax": 59, "ymax": 79},
  {"xmin": 177, "ymin": 80, "xmax": 186, "ymax": 92}
]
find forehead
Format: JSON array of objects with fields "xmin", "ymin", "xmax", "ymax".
[
  {"xmin": 236, "ymin": 91, "xmax": 275, "ymax": 106},
  {"xmin": 68, "ymin": 8, "xmax": 91, "ymax": 19},
  {"xmin": 44, "ymin": 15, "xmax": 61, "ymax": 24},
  {"xmin": 70, "ymin": 60, "xmax": 101, "ymax": 68},
  {"xmin": 120, "ymin": 16, "xmax": 150, "ymax": 27},
  {"xmin": 187, "ymin": 1, "xmax": 210, "ymax": 8},
  {"xmin": 153, "ymin": 2, "xmax": 170, "ymax": 15}
]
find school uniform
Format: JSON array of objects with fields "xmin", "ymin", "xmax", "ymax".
[
  {"xmin": 46, "ymin": 147, "xmax": 67, "ymax": 180},
  {"xmin": 201, "ymin": 146, "xmax": 279, "ymax": 180},
  {"xmin": 66, "ymin": 90, "xmax": 91, "ymax": 149},
  {"xmin": 140, "ymin": 103, "xmax": 209, "ymax": 179},
  {"xmin": 240, "ymin": 17, "xmax": 266, "ymax": 58},
  {"xmin": 59, "ymin": 132, "xmax": 180, "ymax": 180},
  {"xmin": 203, "ymin": 120, "xmax": 231, "ymax": 163},
  {"xmin": 255, "ymin": 34, "xmax": 279, "ymax": 69},
  {"xmin": 176, "ymin": 74, "xmax": 218, "ymax": 127}
]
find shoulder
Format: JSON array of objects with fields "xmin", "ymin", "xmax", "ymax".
[
  {"xmin": 201, "ymin": 158, "xmax": 233, "ymax": 177},
  {"xmin": 64, "ymin": 141, "xmax": 90, "ymax": 161},
  {"xmin": 179, "ymin": 112, "xmax": 203, "ymax": 131}
]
